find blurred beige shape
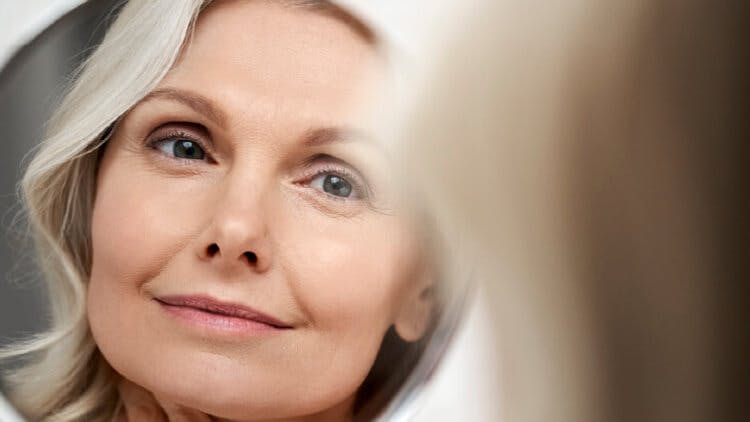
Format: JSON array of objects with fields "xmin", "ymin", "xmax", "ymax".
[{"xmin": 398, "ymin": 0, "xmax": 747, "ymax": 421}]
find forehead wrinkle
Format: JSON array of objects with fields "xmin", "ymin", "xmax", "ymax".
[{"xmin": 141, "ymin": 87, "xmax": 229, "ymax": 129}]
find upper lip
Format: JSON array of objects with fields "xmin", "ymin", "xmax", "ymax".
[{"xmin": 155, "ymin": 295, "xmax": 293, "ymax": 329}]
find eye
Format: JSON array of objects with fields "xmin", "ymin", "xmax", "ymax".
[
  {"xmin": 310, "ymin": 174, "xmax": 354, "ymax": 198},
  {"xmin": 156, "ymin": 138, "xmax": 206, "ymax": 160}
]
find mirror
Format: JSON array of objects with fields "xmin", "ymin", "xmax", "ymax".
[{"xmin": 0, "ymin": 1, "xmax": 467, "ymax": 421}]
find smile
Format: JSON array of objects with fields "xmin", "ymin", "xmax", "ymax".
[{"xmin": 155, "ymin": 295, "xmax": 293, "ymax": 335}]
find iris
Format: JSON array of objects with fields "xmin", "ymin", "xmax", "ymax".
[
  {"xmin": 322, "ymin": 175, "xmax": 352, "ymax": 197},
  {"xmin": 172, "ymin": 140, "xmax": 205, "ymax": 160}
]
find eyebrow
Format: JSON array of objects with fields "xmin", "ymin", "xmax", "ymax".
[
  {"xmin": 140, "ymin": 88, "xmax": 385, "ymax": 153},
  {"xmin": 140, "ymin": 88, "xmax": 229, "ymax": 128},
  {"xmin": 302, "ymin": 127, "xmax": 388, "ymax": 155},
  {"xmin": 302, "ymin": 127, "xmax": 369, "ymax": 147}
]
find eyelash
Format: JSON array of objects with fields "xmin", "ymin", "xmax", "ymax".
[
  {"xmin": 297, "ymin": 161, "xmax": 370, "ymax": 202},
  {"xmin": 146, "ymin": 130, "xmax": 213, "ymax": 163},
  {"xmin": 145, "ymin": 131, "xmax": 370, "ymax": 202}
]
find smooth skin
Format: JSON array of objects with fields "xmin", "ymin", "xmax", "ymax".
[{"xmin": 88, "ymin": 1, "xmax": 433, "ymax": 421}]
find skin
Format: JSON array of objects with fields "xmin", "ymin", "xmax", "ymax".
[{"xmin": 87, "ymin": 1, "xmax": 432, "ymax": 421}]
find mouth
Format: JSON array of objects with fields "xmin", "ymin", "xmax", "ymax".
[{"xmin": 154, "ymin": 295, "xmax": 293, "ymax": 333}]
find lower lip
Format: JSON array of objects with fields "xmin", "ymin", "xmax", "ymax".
[{"xmin": 157, "ymin": 301, "xmax": 286, "ymax": 336}]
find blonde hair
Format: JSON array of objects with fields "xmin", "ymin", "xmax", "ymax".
[
  {"xmin": 0, "ymin": 1, "xmax": 208, "ymax": 419},
  {"xmin": 0, "ymin": 1, "xmax": 393, "ymax": 420}
]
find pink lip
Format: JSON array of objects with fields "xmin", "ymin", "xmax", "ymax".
[{"xmin": 155, "ymin": 295, "xmax": 292, "ymax": 334}]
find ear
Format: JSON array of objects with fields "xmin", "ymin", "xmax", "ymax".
[{"xmin": 394, "ymin": 269, "xmax": 436, "ymax": 342}]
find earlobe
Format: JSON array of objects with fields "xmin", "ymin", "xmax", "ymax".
[{"xmin": 394, "ymin": 281, "xmax": 435, "ymax": 343}]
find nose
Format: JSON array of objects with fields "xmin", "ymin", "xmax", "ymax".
[{"xmin": 196, "ymin": 185, "xmax": 273, "ymax": 274}]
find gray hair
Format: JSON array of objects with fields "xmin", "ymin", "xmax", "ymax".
[{"xmin": 0, "ymin": 1, "xmax": 208, "ymax": 419}]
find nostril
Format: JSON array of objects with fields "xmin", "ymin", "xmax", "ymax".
[
  {"xmin": 207, "ymin": 243, "xmax": 220, "ymax": 257},
  {"xmin": 243, "ymin": 251, "xmax": 258, "ymax": 264}
]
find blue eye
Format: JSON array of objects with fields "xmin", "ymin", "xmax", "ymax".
[
  {"xmin": 310, "ymin": 174, "xmax": 354, "ymax": 198},
  {"xmin": 157, "ymin": 139, "xmax": 206, "ymax": 160}
]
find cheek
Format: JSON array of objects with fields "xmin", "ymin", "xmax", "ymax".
[
  {"xmin": 89, "ymin": 160, "xmax": 208, "ymax": 287},
  {"xmin": 87, "ymin": 158, "xmax": 208, "ymax": 357},
  {"xmin": 284, "ymin": 218, "xmax": 416, "ymax": 334},
  {"xmin": 255, "ymin": 218, "xmax": 419, "ymax": 415}
]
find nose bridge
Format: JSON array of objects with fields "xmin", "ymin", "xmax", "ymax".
[
  {"xmin": 205, "ymin": 165, "xmax": 273, "ymax": 272},
  {"xmin": 216, "ymin": 171, "xmax": 267, "ymax": 232}
]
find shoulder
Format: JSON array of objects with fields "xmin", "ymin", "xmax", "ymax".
[{"xmin": 0, "ymin": 391, "xmax": 25, "ymax": 422}]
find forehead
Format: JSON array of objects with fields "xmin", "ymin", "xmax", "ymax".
[{"xmin": 158, "ymin": 0, "xmax": 382, "ymax": 126}]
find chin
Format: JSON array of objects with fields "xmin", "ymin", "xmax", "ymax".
[{"xmin": 114, "ymin": 349, "xmax": 361, "ymax": 421}]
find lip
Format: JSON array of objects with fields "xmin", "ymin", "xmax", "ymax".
[{"xmin": 155, "ymin": 295, "xmax": 293, "ymax": 334}]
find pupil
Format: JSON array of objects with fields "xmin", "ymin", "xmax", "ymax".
[{"xmin": 323, "ymin": 175, "xmax": 352, "ymax": 197}]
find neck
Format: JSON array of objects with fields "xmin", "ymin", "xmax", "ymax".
[
  {"xmin": 214, "ymin": 395, "xmax": 355, "ymax": 422},
  {"xmin": 116, "ymin": 378, "xmax": 356, "ymax": 422}
]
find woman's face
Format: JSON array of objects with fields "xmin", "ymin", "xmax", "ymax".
[{"xmin": 88, "ymin": 2, "xmax": 431, "ymax": 420}]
